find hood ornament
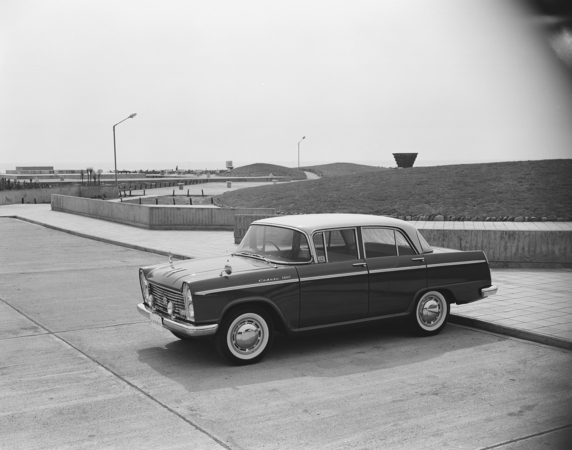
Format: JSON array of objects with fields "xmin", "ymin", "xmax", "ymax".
[{"xmin": 168, "ymin": 252, "xmax": 173, "ymax": 265}]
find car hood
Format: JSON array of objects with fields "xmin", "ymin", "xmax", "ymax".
[{"xmin": 143, "ymin": 254, "xmax": 273, "ymax": 290}]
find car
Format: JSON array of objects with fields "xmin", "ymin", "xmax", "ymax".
[{"xmin": 137, "ymin": 214, "xmax": 497, "ymax": 365}]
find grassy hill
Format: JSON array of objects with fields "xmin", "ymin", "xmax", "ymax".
[
  {"xmin": 300, "ymin": 162, "xmax": 387, "ymax": 177},
  {"xmin": 215, "ymin": 160, "xmax": 572, "ymax": 219},
  {"xmin": 226, "ymin": 163, "xmax": 307, "ymax": 180}
]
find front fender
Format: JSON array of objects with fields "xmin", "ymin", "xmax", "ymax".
[{"xmin": 219, "ymin": 295, "xmax": 294, "ymax": 336}]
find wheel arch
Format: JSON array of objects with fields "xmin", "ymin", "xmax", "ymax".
[{"xmin": 219, "ymin": 297, "xmax": 290, "ymax": 336}]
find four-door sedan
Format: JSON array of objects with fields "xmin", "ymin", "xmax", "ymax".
[{"xmin": 137, "ymin": 214, "xmax": 497, "ymax": 364}]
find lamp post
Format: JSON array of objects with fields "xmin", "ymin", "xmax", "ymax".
[
  {"xmin": 113, "ymin": 113, "xmax": 137, "ymax": 193},
  {"xmin": 298, "ymin": 136, "xmax": 305, "ymax": 169}
]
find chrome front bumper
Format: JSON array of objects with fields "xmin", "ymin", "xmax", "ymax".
[
  {"xmin": 137, "ymin": 303, "xmax": 218, "ymax": 337},
  {"xmin": 480, "ymin": 285, "xmax": 498, "ymax": 298}
]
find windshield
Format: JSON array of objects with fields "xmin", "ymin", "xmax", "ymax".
[{"xmin": 236, "ymin": 225, "xmax": 312, "ymax": 263}]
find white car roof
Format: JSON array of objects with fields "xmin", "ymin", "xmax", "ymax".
[{"xmin": 253, "ymin": 213, "xmax": 419, "ymax": 237}]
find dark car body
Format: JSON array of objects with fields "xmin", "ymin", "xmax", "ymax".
[{"xmin": 137, "ymin": 214, "xmax": 497, "ymax": 364}]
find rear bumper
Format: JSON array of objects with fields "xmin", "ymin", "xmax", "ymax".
[
  {"xmin": 137, "ymin": 303, "xmax": 218, "ymax": 337},
  {"xmin": 480, "ymin": 285, "xmax": 498, "ymax": 298}
]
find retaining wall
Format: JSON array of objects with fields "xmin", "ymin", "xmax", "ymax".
[
  {"xmin": 1, "ymin": 186, "xmax": 118, "ymax": 205},
  {"xmin": 51, "ymin": 195, "xmax": 275, "ymax": 230},
  {"xmin": 234, "ymin": 214, "xmax": 277, "ymax": 243},
  {"xmin": 419, "ymin": 229, "xmax": 572, "ymax": 267}
]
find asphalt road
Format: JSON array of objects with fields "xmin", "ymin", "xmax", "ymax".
[{"xmin": 1, "ymin": 218, "xmax": 572, "ymax": 450}]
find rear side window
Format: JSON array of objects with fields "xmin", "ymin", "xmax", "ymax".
[
  {"xmin": 396, "ymin": 231, "xmax": 416, "ymax": 256},
  {"xmin": 362, "ymin": 228, "xmax": 397, "ymax": 258}
]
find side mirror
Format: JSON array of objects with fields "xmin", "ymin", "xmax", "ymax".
[{"xmin": 220, "ymin": 264, "xmax": 232, "ymax": 277}]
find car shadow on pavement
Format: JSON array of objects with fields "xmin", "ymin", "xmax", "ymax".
[{"xmin": 136, "ymin": 321, "xmax": 507, "ymax": 393}]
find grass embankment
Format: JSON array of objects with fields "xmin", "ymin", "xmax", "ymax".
[
  {"xmin": 227, "ymin": 163, "xmax": 307, "ymax": 180},
  {"xmin": 215, "ymin": 160, "xmax": 572, "ymax": 219},
  {"xmin": 300, "ymin": 162, "xmax": 387, "ymax": 177}
]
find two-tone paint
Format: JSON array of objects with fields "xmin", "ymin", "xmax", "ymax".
[{"xmin": 137, "ymin": 214, "xmax": 497, "ymax": 339}]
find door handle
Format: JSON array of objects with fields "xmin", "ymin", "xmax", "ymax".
[
  {"xmin": 353, "ymin": 262, "xmax": 367, "ymax": 267},
  {"xmin": 411, "ymin": 257, "xmax": 425, "ymax": 262}
]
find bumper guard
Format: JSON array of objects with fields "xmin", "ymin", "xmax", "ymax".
[
  {"xmin": 137, "ymin": 303, "xmax": 218, "ymax": 337},
  {"xmin": 480, "ymin": 285, "xmax": 498, "ymax": 298}
]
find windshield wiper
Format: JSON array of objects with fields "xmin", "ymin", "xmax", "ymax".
[{"xmin": 232, "ymin": 252, "xmax": 277, "ymax": 266}]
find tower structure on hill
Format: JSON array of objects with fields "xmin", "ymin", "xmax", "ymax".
[{"xmin": 392, "ymin": 153, "xmax": 418, "ymax": 168}]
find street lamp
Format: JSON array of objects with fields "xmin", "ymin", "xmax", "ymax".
[
  {"xmin": 113, "ymin": 113, "xmax": 137, "ymax": 193},
  {"xmin": 298, "ymin": 136, "xmax": 305, "ymax": 169}
]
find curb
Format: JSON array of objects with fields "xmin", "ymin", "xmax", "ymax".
[
  {"xmin": 449, "ymin": 314, "xmax": 572, "ymax": 351},
  {"xmin": 2, "ymin": 215, "xmax": 192, "ymax": 261}
]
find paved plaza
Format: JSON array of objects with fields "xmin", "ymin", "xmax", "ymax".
[{"xmin": 1, "ymin": 184, "xmax": 571, "ymax": 351}]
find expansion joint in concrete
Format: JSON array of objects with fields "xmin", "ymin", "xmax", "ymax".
[
  {"xmin": 0, "ymin": 296, "xmax": 232, "ymax": 450},
  {"xmin": 478, "ymin": 422, "xmax": 572, "ymax": 449}
]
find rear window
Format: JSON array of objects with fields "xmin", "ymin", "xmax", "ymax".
[{"xmin": 417, "ymin": 230, "xmax": 433, "ymax": 253}]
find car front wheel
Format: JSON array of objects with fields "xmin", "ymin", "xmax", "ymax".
[
  {"xmin": 215, "ymin": 306, "xmax": 274, "ymax": 365},
  {"xmin": 409, "ymin": 291, "xmax": 449, "ymax": 336}
]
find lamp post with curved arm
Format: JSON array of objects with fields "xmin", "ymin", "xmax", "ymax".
[
  {"xmin": 298, "ymin": 136, "xmax": 305, "ymax": 169},
  {"xmin": 113, "ymin": 113, "xmax": 137, "ymax": 193}
]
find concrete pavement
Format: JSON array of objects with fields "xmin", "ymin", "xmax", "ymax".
[{"xmin": 1, "ymin": 194, "xmax": 571, "ymax": 352}]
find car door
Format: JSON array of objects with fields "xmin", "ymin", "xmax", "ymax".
[
  {"xmin": 363, "ymin": 227, "xmax": 427, "ymax": 316},
  {"xmin": 296, "ymin": 228, "xmax": 369, "ymax": 328}
]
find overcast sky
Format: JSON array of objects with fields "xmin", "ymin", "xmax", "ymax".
[{"xmin": 2, "ymin": 0, "xmax": 572, "ymax": 171}]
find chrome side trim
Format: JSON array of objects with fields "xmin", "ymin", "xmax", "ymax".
[
  {"xmin": 137, "ymin": 303, "xmax": 218, "ymax": 337},
  {"xmin": 297, "ymin": 311, "xmax": 410, "ymax": 332},
  {"xmin": 369, "ymin": 266, "xmax": 424, "ymax": 274},
  {"xmin": 480, "ymin": 285, "xmax": 498, "ymax": 297},
  {"xmin": 426, "ymin": 260, "xmax": 485, "ymax": 268},
  {"xmin": 300, "ymin": 271, "xmax": 368, "ymax": 282},
  {"xmin": 195, "ymin": 278, "xmax": 299, "ymax": 296}
]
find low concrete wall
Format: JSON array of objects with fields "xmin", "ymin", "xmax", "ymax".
[
  {"xmin": 420, "ymin": 229, "xmax": 572, "ymax": 267},
  {"xmin": 1, "ymin": 186, "xmax": 118, "ymax": 205},
  {"xmin": 51, "ymin": 195, "xmax": 275, "ymax": 230},
  {"xmin": 234, "ymin": 214, "xmax": 277, "ymax": 243}
]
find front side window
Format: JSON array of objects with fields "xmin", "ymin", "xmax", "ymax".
[
  {"xmin": 237, "ymin": 225, "xmax": 311, "ymax": 263},
  {"xmin": 362, "ymin": 228, "xmax": 397, "ymax": 258},
  {"xmin": 313, "ymin": 228, "xmax": 358, "ymax": 262}
]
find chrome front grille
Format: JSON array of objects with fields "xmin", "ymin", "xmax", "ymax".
[{"xmin": 149, "ymin": 283, "xmax": 186, "ymax": 319}]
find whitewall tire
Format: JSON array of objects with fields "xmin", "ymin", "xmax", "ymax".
[
  {"xmin": 409, "ymin": 291, "xmax": 449, "ymax": 337},
  {"xmin": 216, "ymin": 306, "xmax": 274, "ymax": 365}
]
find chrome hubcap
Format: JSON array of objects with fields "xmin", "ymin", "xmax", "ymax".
[
  {"xmin": 418, "ymin": 296, "xmax": 442, "ymax": 327},
  {"xmin": 232, "ymin": 319, "xmax": 263, "ymax": 353}
]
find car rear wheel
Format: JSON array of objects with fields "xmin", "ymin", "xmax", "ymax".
[
  {"xmin": 215, "ymin": 306, "xmax": 274, "ymax": 365},
  {"xmin": 409, "ymin": 291, "xmax": 449, "ymax": 336}
]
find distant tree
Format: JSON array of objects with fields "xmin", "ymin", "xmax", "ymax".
[
  {"xmin": 97, "ymin": 169, "xmax": 103, "ymax": 185},
  {"xmin": 80, "ymin": 169, "xmax": 85, "ymax": 184}
]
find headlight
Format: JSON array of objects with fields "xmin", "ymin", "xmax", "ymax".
[
  {"xmin": 183, "ymin": 283, "xmax": 195, "ymax": 321},
  {"xmin": 139, "ymin": 271, "xmax": 150, "ymax": 304}
]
